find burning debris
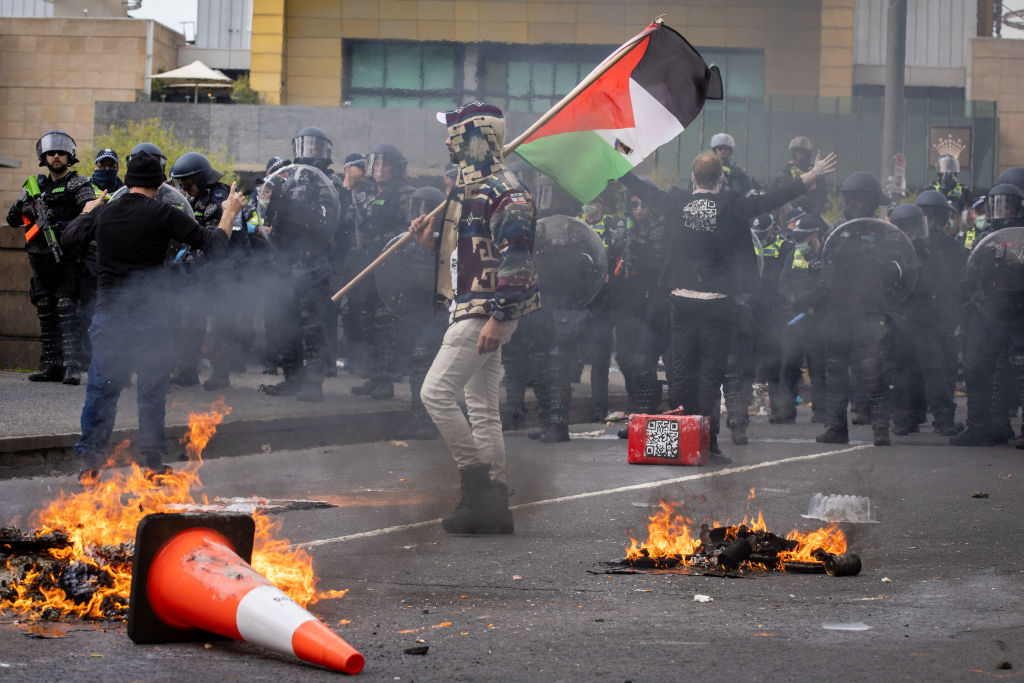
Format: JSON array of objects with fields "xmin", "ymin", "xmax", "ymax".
[
  {"xmin": 614, "ymin": 498, "xmax": 861, "ymax": 576},
  {"xmin": 0, "ymin": 399, "xmax": 345, "ymax": 623}
]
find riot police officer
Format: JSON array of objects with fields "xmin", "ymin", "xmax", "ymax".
[
  {"xmin": 343, "ymin": 142, "xmax": 412, "ymax": 399},
  {"xmin": 817, "ymin": 172, "xmax": 911, "ymax": 446},
  {"xmin": 167, "ymin": 152, "xmax": 232, "ymax": 387},
  {"xmin": 5, "ymin": 130, "xmax": 96, "ymax": 384},
  {"xmin": 710, "ymin": 133, "xmax": 759, "ymax": 195},
  {"xmin": 951, "ymin": 184, "xmax": 1024, "ymax": 445},
  {"xmin": 929, "ymin": 153, "xmax": 969, "ymax": 212},
  {"xmin": 776, "ymin": 136, "xmax": 828, "ymax": 215}
]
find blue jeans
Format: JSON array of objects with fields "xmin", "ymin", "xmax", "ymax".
[{"xmin": 75, "ymin": 308, "xmax": 175, "ymax": 469}]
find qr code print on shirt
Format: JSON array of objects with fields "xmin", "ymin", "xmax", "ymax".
[{"xmin": 645, "ymin": 419, "xmax": 680, "ymax": 459}]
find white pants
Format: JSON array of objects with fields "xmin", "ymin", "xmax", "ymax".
[{"xmin": 420, "ymin": 317, "xmax": 518, "ymax": 483}]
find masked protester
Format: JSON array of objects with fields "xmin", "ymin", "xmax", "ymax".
[
  {"xmin": 6, "ymin": 130, "xmax": 96, "ymax": 384},
  {"xmin": 92, "ymin": 148, "xmax": 123, "ymax": 194},
  {"xmin": 409, "ymin": 101, "xmax": 540, "ymax": 534},
  {"xmin": 624, "ymin": 150, "xmax": 838, "ymax": 458},
  {"xmin": 60, "ymin": 152, "xmax": 243, "ymax": 483}
]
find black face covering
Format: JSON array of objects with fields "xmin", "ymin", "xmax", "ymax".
[{"xmin": 92, "ymin": 168, "xmax": 119, "ymax": 191}]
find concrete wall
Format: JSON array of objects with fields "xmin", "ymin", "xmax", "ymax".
[
  {"xmin": 250, "ymin": 0, "xmax": 856, "ymax": 106},
  {"xmin": 0, "ymin": 17, "xmax": 184, "ymax": 367},
  {"xmin": 92, "ymin": 101, "xmax": 536, "ymax": 176},
  {"xmin": 970, "ymin": 37, "xmax": 1024, "ymax": 176}
]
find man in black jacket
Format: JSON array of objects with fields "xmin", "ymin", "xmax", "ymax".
[
  {"xmin": 624, "ymin": 150, "xmax": 837, "ymax": 457},
  {"xmin": 61, "ymin": 152, "xmax": 244, "ymax": 483}
]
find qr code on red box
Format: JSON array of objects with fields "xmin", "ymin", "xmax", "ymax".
[{"xmin": 644, "ymin": 419, "xmax": 680, "ymax": 458}]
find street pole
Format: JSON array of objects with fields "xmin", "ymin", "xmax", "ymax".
[{"xmin": 881, "ymin": 0, "xmax": 907, "ymax": 195}]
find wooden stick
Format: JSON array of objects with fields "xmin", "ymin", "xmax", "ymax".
[{"xmin": 329, "ymin": 19, "xmax": 661, "ymax": 304}]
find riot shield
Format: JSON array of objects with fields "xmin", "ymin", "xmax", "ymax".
[
  {"xmin": 374, "ymin": 232, "xmax": 436, "ymax": 323},
  {"xmin": 751, "ymin": 228, "xmax": 765, "ymax": 279},
  {"xmin": 964, "ymin": 226, "xmax": 1024, "ymax": 327},
  {"xmin": 109, "ymin": 183, "xmax": 192, "ymax": 216},
  {"xmin": 256, "ymin": 163, "xmax": 340, "ymax": 249},
  {"xmin": 534, "ymin": 215, "xmax": 608, "ymax": 310},
  {"xmin": 821, "ymin": 217, "xmax": 919, "ymax": 308}
]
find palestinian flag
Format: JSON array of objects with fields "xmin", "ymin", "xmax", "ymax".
[{"xmin": 514, "ymin": 21, "xmax": 723, "ymax": 204}]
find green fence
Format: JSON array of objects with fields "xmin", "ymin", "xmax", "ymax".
[{"xmin": 650, "ymin": 95, "xmax": 998, "ymax": 193}]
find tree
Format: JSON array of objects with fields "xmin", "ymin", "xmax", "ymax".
[
  {"xmin": 231, "ymin": 75, "xmax": 261, "ymax": 105},
  {"xmin": 84, "ymin": 118, "xmax": 238, "ymax": 188}
]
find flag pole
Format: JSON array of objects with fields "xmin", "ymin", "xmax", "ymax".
[{"xmin": 329, "ymin": 19, "xmax": 662, "ymax": 304}]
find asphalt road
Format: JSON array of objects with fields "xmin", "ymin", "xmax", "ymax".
[{"xmin": 0, "ymin": 417, "xmax": 1022, "ymax": 682}]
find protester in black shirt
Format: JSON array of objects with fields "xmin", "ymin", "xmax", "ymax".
[
  {"xmin": 624, "ymin": 150, "xmax": 837, "ymax": 458},
  {"xmin": 61, "ymin": 152, "xmax": 243, "ymax": 483}
]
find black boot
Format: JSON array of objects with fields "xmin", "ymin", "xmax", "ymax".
[
  {"xmin": 370, "ymin": 379, "xmax": 394, "ymax": 400},
  {"xmin": 30, "ymin": 296, "xmax": 63, "ymax": 382},
  {"xmin": 260, "ymin": 378, "xmax": 301, "ymax": 396},
  {"xmin": 538, "ymin": 424, "xmax": 570, "ymax": 443},
  {"xmin": 479, "ymin": 479, "xmax": 515, "ymax": 534},
  {"xmin": 351, "ymin": 378, "xmax": 376, "ymax": 396},
  {"xmin": 873, "ymin": 425, "xmax": 891, "ymax": 446},
  {"xmin": 57, "ymin": 297, "xmax": 81, "ymax": 385},
  {"xmin": 730, "ymin": 422, "xmax": 748, "ymax": 446},
  {"xmin": 442, "ymin": 464, "xmax": 493, "ymax": 534},
  {"xmin": 816, "ymin": 426, "xmax": 849, "ymax": 444},
  {"xmin": 950, "ymin": 428, "xmax": 997, "ymax": 446}
]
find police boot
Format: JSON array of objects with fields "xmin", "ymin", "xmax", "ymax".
[
  {"xmin": 260, "ymin": 375, "xmax": 302, "ymax": 396},
  {"xmin": 872, "ymin": 425, "xmax": 891, "ymax": 446},
  {"xmin": 370, "ymin": 379, "xmax": 394, "ymax": 401},
  {"xmin": 29, "ymin": 297, "xmax": 64, "ymax": 382},
  {"xmin": 538, "ymin": 423, "xmax": 570, "ymax": 443},
  {"xmin": 815, "ymin": 426, "xmax": 849, "ymax": 444},
  {"xmin": 442, "ymin": 464, "xmax": 495, "ymax": 534},
  {"xmin": 57, "ymin": 298, "xmax": 81, "ymax": 385},
  {"xmin": 731, "ymin": 422, "xmax": 748, "ymax": 446},
  {"xmin": 351, "ymin": 378, "xmax": 376, "ymax": 396}
]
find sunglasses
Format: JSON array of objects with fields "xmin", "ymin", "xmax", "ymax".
[{"xmin": 45, "ymin": 151, "xmax": 69, "ymax": 157}]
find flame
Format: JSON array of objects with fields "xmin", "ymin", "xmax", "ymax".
[
  {"xmin": 625, "ymin": 494, "xmax": 846, "ymax": 571},
  {"xmin": 1, "ymin": 399, "xmax": 344, "ymax": 621}
]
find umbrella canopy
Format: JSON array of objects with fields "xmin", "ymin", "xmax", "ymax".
[{"xmin": 150, "ymin": 60, "xmax": 232, "ymax": 104}]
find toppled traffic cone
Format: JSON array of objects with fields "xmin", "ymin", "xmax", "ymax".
[{"xmin": 127, "ymin": 512, "xmax": 363, "ymax": 674}]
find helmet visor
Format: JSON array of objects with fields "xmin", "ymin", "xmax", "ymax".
[
  {"xmin": 37, "ymin": 132, "xmax": 76, "ymax": 159},
  {"xmin": 988, "ymin": 195, "xmax": 1022, "ymax": 221},
  {"xmin": 292, "ymin": 134, "xmax": 332, "ymax": 162},
  {"xmin": 894, "ymin": 215, "xmax": 928, "ymax": 240},
  {"xmin": 937, "ymin": 155, "xmax": 960, "ymax": 174}
]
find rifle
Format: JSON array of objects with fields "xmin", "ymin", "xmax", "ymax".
[{"xmin": 21, "ymin": 176, "xmax": 63, "ymax": 263}]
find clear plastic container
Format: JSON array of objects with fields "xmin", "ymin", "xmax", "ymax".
[{"xmin": 801, "ymin": 493, "xmax": 877, "ymax": 523}]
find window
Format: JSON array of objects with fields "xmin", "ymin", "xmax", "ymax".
[{"xmin": 344, "ymin": 40, "xmax": 463, "ymax": 109}]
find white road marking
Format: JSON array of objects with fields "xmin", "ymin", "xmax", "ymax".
[{"xmin": 295, "ymin": 445, "xmax": 872, "ymax": 549}]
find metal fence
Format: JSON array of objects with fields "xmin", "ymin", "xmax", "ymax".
[{"xmin": 650, "ymin": 95, "xmax": 999, "ymax": 193}]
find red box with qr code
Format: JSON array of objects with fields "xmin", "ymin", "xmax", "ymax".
[{"xmin": 626, "ymin": 411, "xmax": 710, "ymax": 466}]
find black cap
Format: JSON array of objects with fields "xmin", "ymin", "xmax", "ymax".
[{"xmin": 124, "ymin": 152, "xmax": 165, "ymax": 189}]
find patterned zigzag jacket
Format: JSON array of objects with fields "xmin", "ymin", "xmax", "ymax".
[{"xmin": 434, "ymin": 110, "xmax": 541, "ymax": 324}]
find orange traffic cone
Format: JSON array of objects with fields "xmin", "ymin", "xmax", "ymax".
[{"xmin": 127, "ymin": 512, "xmax": 363, "ymax": 675}]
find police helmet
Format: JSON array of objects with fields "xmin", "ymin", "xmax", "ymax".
[
  {"xmin": 265, "ymin": 156, "xmax": 290, "ymax": 175},
  {"xmin": 789, "ymin": 136, "xmax": 813, "ymax": 153},
  {"xmin": 127, "ymin": 142, "xmax": 167, "ymax": 171},
  {"xmin": 889, "ymin": 202, "xmax": 928, "ymax": 240},
  {"xmin": 292, "ymin": 126, "xmax": 332, "ymax": 163},
  {"xmin": 710, "ymin": 133, "xmax": 735, "ymax": 150},
  {"xmin": 410, "ymin": 185, "xmax": 445, "ymax": 217},
  {"xmin": 936, "ymin": 153, "xmax": 960, "ymax": 175},
  {"xmin": 916, "ymin": 189, "xmax": 955, "ymax": 234},
  {"xmin": 839, "ymin": 171, "xmax": 884, "ymax": 217},
  {"xmin": 750, "ymin": 213, "xmax": 775, "ymax": 236},
  {"xmin": 986, "ymin": 183, "xmax": 1024, "ymax": 223},
  {"xmin": 366, "ymin": 143, "xmax": 407, "ymax": 179},
  {"xmin": 36, "ymin": 130, "xmax": 78, "ymax": 166},
  {"xmin": 997, "ymin": 166, "xmax": 1024, "ymax": 191},
  {"xmin": 169, "ymin": 152, "xmax": 223, "ymax": 185}
]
